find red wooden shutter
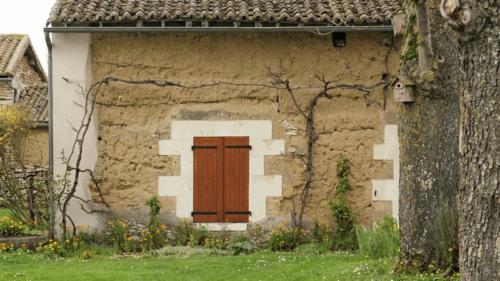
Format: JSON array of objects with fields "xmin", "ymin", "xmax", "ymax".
[
  {"xmin": 192, "ymin": 137, "xmax": 223, "ymax": 223},
  {"xmin": 223, "ymin": 137, "xmax": 250, "ymax": 223},
  {"xmin": 192, "ymin": 136, "xmax": 250, "ymax": 223}
]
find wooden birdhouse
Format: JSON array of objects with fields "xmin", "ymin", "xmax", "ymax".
[{"xmin": 391, "ymin": 76, "xmax": 415, "ymax": 103}]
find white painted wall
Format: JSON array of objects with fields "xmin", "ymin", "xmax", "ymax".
[
  {"xmin": 372, "ymin": 124, "xmax": 400, "ymax": 220},
  {"xmin": 52, "ymin": 33, "xmax": 101, "ymax": 229},
  {"xmin": 159, "ymin": 120, "xmax": 284, "ymax": 230}
]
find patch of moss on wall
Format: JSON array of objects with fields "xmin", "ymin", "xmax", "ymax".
[{"xmin": 401, "ymin": 15, "xmax": 418, "ymax": 63}]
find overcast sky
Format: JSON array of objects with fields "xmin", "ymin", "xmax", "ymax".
[{"xmin": 0, "ymin": 0, "xmax": 56, "ymax": 71}]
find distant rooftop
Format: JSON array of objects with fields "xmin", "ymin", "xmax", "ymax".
[{"xmin": 0, "ymin": 34, "xmax": 47, "ymax": 124}]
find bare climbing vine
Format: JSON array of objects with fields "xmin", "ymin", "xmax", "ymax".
[
  {"xmin": 56, "ymin": 62, "xmax": 390, "ymax": 236},
  {"xmin": 268, "ymin": 69, "xmax": 386, "ymax": 228}
]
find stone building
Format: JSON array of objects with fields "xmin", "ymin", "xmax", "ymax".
[
  {"xmin": 0, "ymin": 34, "xmax": 48, "ymax": 166},
  {"xmin": 46, "ymin": 0, "xmax": 402, "ymax": 231}
]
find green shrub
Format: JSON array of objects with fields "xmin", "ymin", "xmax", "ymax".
[
  {"xmin": 107, "ymin": 219, "xmax": 128, "ymax": 252},
  {"xmin": 330, "ymin": 199, "xmax": 358, "ymax": 251},
  {"xmin": 226, "ymin": 236, "xmax": 255, "ymax": 255},
  {"xmin": 357, "ymin": 215, "xmax": 399, "ymax": 259},
  {"xmin": 0, "ymin": 215, "xmax": 27, "ymax": 237},
  {"xmin": 330, "ymin": 155, "xmax": 358, "ymax": 251},
  {"xmin": 188, "ymin": 226, "xmax": 210, "ymax": 247},
  {"xmin": 203, "ymin": 236, "xmax": 226, "ymax": 250},
  {"xmin": 173, "ymin": 220, "xmax": 194, "ymax": 246},
  {"xmin": 36, "ymin": 239, "xmax": 63, "ymax": 257},
  {"xmin": 336, "ymin": 155, "xmax": 351, "ymax": 194},
  {"xmin": 312, "ymin": 221, "xmax": 332, "ymax": 244},
  {"xmin": 145, "ymin": 196, "xmax": 166, "ymax": 249},
  {"xmin": 268, "ymin": 224, "xmax": 307, "ymax": 251},
  {"xmin": 61, "ymin": 236, "xmax": 85, "ymax": 256},
  {"xmin": 248, "ymin": 224, "xmax": 267, "ymax": 248}
]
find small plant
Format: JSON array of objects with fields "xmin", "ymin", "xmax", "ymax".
[
  {"xmin": 357, "ymin": 216, "xmax": 399, "ymax": 259},
  {"xmin": 62, "ymin": 236, "xmax": 85, "ymax": 256},
  {"xmin": 145, "ymin": 196, "xmax": 165, "ymax": 249},
  {"xmin": 335, "ymin": 155, "xmax": 351, "ymax": 194},
  {"xmin": 330, "ymin": 155, "xmax": 358, "ymax": 251},
  {"xmin": 204, "ymin": 236, "xmax": 226, "ymax": 250},
  {"xmin": 188, "ymin": 226, "xmax": 210, "ymax": 247},
  {"xmin": 0, "ymin": 215, "xmax": 27, "ymax": 237},
  {"xmin": 36, "ymin": 239, "xmax": 63, "ymax": 257},
  {"xmin": 107, "ymin": 219, "xmax": 128, "ymax": 252},
  {"xmin": 268, "ymin": 224, "xmax": 307, "ymax": 251},
  {"xmin": 173, "ymin": 219, "xmax": 194, "ymax": 246},
  {"xmin": 0, "ymin": 242, "xmax": 16, "ymax": 253},
  {"xmin": 226, "ymin": 236, "xmax": 255, "ymax": 255},
  {"xmin": 330, "ymin": 199, "xmax": 358, "ymax": 251},
  {"xmin": 81, "ymin": 249, "xmax": 91, "ymax": 259},
  {"xmin": 248, "ymin": 224, "xmax": 267, "ymax": 248}
]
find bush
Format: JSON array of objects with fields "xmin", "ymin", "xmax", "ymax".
[
  {"xmin": 188, "ymin": 226, "xmax": 210, "ymax": 247},
  {"xmin": 330, "ymin": 199, "xmax": 358, "ymax": 251},
  {"xmin": 145, "ymin": 196, "xmax": 167, "ymax": 249},
  {"xmin": 268, "ymin": 224, "xmax": 307, "ymax": 251},
  {"xmin": 107, "ymin": 219, "xmax": 128, "ymax": 252},
  {"xmin": 227, "ymin": 240, "xmax": 254, "ymax": 255},
  {"xmin": 0, "ymin": 215, "xmax": 27, "ymax": 237},
  {"xmin": 357, "ymin": 216, "xmax": 399, "ymax": 259},
  {"xmin": 172, "ymin": 220, "xmax": 194, "ymax": 246},
  {"xmin": 330, "ymin": 155, "xmax": 358, "ymax": 251}
]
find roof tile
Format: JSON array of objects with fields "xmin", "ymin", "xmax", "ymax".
[{"xmin": 48, "ymin": 0, "xmax": 402, "ymax": 25}]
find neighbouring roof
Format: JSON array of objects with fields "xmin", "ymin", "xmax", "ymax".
[
  {"xmin": 0, "ymin": 34, "xmax": 46, "ymax": 81},
  {"xmin": 0, "ymin": 34, "xmax": 48, "ymax": 124},
  {"xmin": 48, "ymin": 0, "xmax": 402, "ymax": 26},
  {"xmin": 18, "ymin": 85, "xmax": 48, "ymax": 124},
  {"xmin": 0, "ymin": 34, "xmax": 29, "ymax": 77}
]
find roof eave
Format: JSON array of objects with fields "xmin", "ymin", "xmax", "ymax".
[{"xmin": 44, "ymin": 23, "xmax": 393, "ymax": 33}]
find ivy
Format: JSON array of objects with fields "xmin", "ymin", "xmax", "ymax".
[
  {"xmin": 330, "ymin": 155, "xmax": 358, "ymax": 251},
  {"xmin": 401, "ymin": 14, "xmax": 418, "ymax": 63},
  {"xmin": 336, "ymin": 155, "xmax": 351, "ymax": 194}
]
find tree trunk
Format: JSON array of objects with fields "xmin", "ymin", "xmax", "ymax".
[
  {"xmin": 399, "ymin": 0, "xmax": 460, "ymax": 271},
  {"xmin": 455, "ymin": 1, "xmax": 499, "ymax": 279}
]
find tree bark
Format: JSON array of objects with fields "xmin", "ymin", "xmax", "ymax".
[
  {"xmin": 399, "ymin": 0, "xmax": 460, "ymax": 270},
  {"xmin": 454, "ymin": 1, "xmax": 499, "ymax": 279}
]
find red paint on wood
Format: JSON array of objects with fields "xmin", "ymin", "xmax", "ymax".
[{"xmin": 192, "ymin": 137, "xmax": 250, "ymax": 223}]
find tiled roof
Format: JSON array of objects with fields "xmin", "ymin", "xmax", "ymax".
[
  {"xmin": 48, "ymin": 0, "xmax": 402, "ymax": 26},
  {"xmin": 0, "ymin": 34, "xmax": 48, "ymax": 124},
  {"xmin": 0, "ymin": 34, "xmax": 30, "ymax": 77},
  {"xmin": 18, "ymin": 85, "xmax": 48, "ymax": 124}
]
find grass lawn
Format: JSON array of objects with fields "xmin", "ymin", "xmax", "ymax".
[{"xmin": 0, "ymin": 249, "xmax": 456, "ymax": 281}]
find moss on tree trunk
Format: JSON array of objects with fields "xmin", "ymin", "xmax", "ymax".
[{"xmin": 399, "ymin": 0, "xmax": 460, "ymax": 271}]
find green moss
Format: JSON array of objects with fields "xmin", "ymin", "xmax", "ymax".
[{"xmin": 401, "ymin": 14, "xmax": 418, "ymax": 63}]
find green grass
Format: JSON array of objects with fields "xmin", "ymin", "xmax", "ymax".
[
  {"xmin": 0, "ymin": 208, "xmax": 10, "ymax": 219},
  {"xmin": 0, "ymin": 249, "xmax": 458, "ymax": 281}
]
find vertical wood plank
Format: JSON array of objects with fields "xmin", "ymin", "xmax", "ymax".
[
  {"xmin": 223, "ymin": 137, "xmax": 250, "ymax": 223},
  {"xmin": 192, "ymin": 137, "xmax": 222, "ymax": 223}
]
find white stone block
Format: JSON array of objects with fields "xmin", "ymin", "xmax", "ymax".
[
  {"xmin": 159, "ymin": 120, "xmax": 284, "ymax": 229},
  {"xmin": 251, "ymin": 175, "xmax": 282, "ymax": 197},
  {"xmin": 371, "ymin": 124, "xmax": 400, "ymax": 220},
  {"xmin": 159, "ymin": 140, "xmax": 188, "ymax": 155},
  {"xmin": 249, "ymin": 155, "xmax": 265, "ymax": 176},
  {"xmin": 372, "ymin": 180, "xmax": 396, "ymax": 201},
  {"xmin": 195, "ymin": 223, "xmax": 247, "ymax": 231},
  {"xmin": 170, "ymin": 120, "xmax": 273, "ymax": 139},
  {"xmin": 251, "ymin": 139, "xmax": 285, "ymax": 155},
  {"xmin": 158, "ymin": 176, "xmax": 191, "ymax": 196}
]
